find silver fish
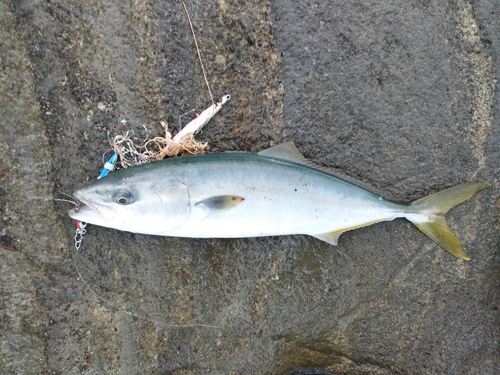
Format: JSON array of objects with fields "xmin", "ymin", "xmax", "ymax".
[{"xmin": 69, "ymin": 142, "xmax": 490, "ymax": 260}]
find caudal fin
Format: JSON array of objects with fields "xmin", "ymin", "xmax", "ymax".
[{"xmin": 408, "ymin": 182, "xmax": 490, "ymax": 260}]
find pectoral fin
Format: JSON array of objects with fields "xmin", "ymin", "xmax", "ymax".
[{"xmin": 195, "ymin": 195, "xmax": 245, "ymax": 212}]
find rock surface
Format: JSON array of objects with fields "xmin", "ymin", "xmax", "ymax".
[{"xmin": 0, "ymin": 0, "xmax": 498, "ymax": 374}]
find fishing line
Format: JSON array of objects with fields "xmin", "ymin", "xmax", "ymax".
[
  {"xmin": 65, "ymin": 0, "xmax": 230, "ymax": 330},
  {"xmin": 54, "ymin": 192, "xmax": 87, "ymax": 211},
  {"xmin": 71, "ymin": 239, "xmax": 221, "ymax": 329},
  {"xmin": 54, "ymin": 198, "xmax": 80, "ymax": 208},
  {"xmin": 55, "ymin": 146, "xmax": 218, "ymax": 328},
  {"xmin": 181, "ymin": 0, "xmax": 214, "ymax": 105},
  {"xmin": 178, "ymin": 108, "xmax": 196, "ymax": 130}
]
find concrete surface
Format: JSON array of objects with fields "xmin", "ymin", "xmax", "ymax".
[{"xmin": 0, "ymin": 0, "xmax": 498, "ymax": 374}]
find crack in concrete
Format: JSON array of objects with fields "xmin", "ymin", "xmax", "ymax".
[{"xmin": 455, "ymin": 0, "xmax": 496, "ymax": 180}]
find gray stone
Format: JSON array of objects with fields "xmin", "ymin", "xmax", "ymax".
[{"xmin": 0, "ymin": 0, "xmax": 498, "ymax": 374}]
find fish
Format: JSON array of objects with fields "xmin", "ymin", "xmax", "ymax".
[{"xmin": 69, "ymin": 142, "xmax": 490, "ymax": 260}]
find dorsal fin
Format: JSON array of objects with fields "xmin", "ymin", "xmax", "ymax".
[
  {"xmin": 258, "ymin": 142, "xmax": 397, "ymax": 201},
  {"xmin": 258, "ymin": 142, "xmax": 314, "ymax": 167}
]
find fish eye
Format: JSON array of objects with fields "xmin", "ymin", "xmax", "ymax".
[{"xmin": 113, "ymin": 190, "xmax": 135, "ymax": 205}]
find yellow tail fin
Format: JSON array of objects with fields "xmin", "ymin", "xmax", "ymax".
[{"xmin": 409, "ymin": 182, "xmax": 490, "ymax": 260}]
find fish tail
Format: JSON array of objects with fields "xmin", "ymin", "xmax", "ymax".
[{"xmin": 407, "ymin": 182, "xmax": 490, "ymax": 260}]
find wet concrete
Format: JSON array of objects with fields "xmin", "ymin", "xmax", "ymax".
[{"xmin": 0, "ymin": 0, "xmax": 498, "ymax": 374}]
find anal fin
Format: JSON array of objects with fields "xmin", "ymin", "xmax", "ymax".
[
  {"xmin": 312, "ymin": 230, "xmax": 344, "ymax": 245},
  {"xmin": 312, "ymin": 219, "xmax": 390, "ymax": 246}
]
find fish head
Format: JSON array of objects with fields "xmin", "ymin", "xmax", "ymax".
[{"xmin": 68, "ymin": 168, "xmax": 190, "ymax": 235}]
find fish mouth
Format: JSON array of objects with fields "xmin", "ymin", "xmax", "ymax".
[{"xmin": 68, "ymin": 193, "xmax": 116, "ymax": 223}]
